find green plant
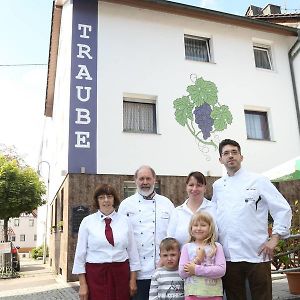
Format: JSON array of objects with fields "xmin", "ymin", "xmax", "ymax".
[
  {"xmin": 273, "ymin": 229, "xmax": 300, "ymax": 271},
  {"xmin": 31, "ymin": 244, "xmax": 48, "ymax": 259}
]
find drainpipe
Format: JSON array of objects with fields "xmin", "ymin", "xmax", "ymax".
[{"xmin": 288, "ymin": 29, "xmax": 300, "ymax": 136}]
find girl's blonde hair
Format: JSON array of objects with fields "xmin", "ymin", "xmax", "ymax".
[{"xmin": 188, "ymin": 211, "xmax": 217, "ymax": 257}]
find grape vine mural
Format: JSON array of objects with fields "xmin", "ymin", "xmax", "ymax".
[{"xmin": 173, "ymin": 75, "xmax": 233, "ymax": 159}]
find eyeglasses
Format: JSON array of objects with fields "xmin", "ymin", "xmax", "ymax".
[
  {"xmin": 97, "ymin": 194, "xmax": 114, "ymax": 201},
  {"xmin": 221, "ymin": 150, "xmax": 240, "ymax": 157}
]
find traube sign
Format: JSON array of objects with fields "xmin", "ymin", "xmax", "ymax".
[{"xmin": 68, "ymin": 0, "xmax": 98, "ymax": 174}]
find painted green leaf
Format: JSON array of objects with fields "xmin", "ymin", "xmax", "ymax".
[
  {"xmin": 211, "ymin": 105, "xmax": 233, "ymax": 131},
  {"xmin": 186, "ymin": 77, "xmax": 218, "ymax": 107},
  {"xmin": 173, "ymin": 96, "xmax": 194, "ymax": 126}
]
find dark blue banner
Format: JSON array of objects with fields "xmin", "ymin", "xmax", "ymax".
[{"xmin": 68, "ymin": 0, "xmax": 98, "ymax": 174}]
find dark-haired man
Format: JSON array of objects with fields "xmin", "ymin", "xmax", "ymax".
[{"xmin": 212, "ymin": 139, "xmax": 292, "ymax": 300}]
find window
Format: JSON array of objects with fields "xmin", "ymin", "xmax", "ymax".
[
  {"xmin": 123, "ymin": 98, "xmax": 157, "ymax": 133},
  {"xmin": 34, "ymin": 234, "xmax": 37, "ymax": 241},
  {"xmin": 245, "ymin": 110, "xmax": 270, "ymax": 140},
  {"xmin": 29, "ymin": 219, "xmax": 34, "ymax": 227},
  {"xmin": 184, "ymin": 35, "xmax": 211, "ymax": 62},
  {"xmin": 253, "ymin": 45, "xmax": 272, "ymax": 70},
  {"xmin": 14, "ymin": 219, "xmax": 19, "ymax": 227},
  {"xmin": 20, "ymin": 234, "xmax": 25, "ymax": 242},
  {"xmin": 60, "ymin": 188, "xmax": 64, "ymax": 222}
]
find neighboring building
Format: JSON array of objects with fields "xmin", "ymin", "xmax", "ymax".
[
  {"xmin": 246, "ymin": 4, "xmax": 300, "ymax": 28},
  {"xmin": 42, "ymin": 0, "xmax": 300, "ymax": 281},
  {"xmin": 0, "ymin": 213, "xmax": 37, "ymax": 253}
]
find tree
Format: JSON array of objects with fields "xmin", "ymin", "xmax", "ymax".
[{"xmin": 0, "ymin": 153, "xmax": 46, "ymax": 242}]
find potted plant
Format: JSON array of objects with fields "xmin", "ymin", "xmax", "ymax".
[
  {"xmin": 273, "ymin": 230, "xmax": 300, "ymax": 295},
  {"xmin": 50, "ymin": 225, "xmax": 57, "ymax": 234},
  {"xmin": 57, "ymin": 221, "xmax": 64, "ymax": 232}
]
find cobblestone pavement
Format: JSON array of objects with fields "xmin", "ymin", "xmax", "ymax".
[{"xmin": 0, "ymin": 258, "xmax": 300, "ymax": 299}]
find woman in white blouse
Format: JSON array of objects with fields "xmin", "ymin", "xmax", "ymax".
[
  {"xmin": 167, "ymin": 171, "xmax": 218, "ymax": 246},
  {"xmin": 72, "ymin": 184, "xmax": 141, "ymax": 300}
]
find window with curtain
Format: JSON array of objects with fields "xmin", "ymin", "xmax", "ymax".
[
  {"xmin": 123, "ymin": 99, "xmax": 157, "ymax": 133},
  {"xmin": 184, "ymin": 35, "xmax": 211, "ymax": 62},
  {"xmin": 253, "ymin": 45, "xmax": 272, "ymax": 70},
  {"xmin": 245, "ymin": 110, "xmax": 270, "ymax": 140}
]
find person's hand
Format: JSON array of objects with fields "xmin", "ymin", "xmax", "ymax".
[
  {"xmin": 184, "ymin": 262, "xmax": 196, "ymax": 275},
  {"xmin": 129, "ymin": 278, "xmax": 137, "ymax": 297},
  {"xmin": 79, "ymin": 283, "xmax": 89, "ymax": 300},
  {"xmin": 258, "ymin": 234, "xmax": 280, "ymax": 260},
  {"xmin": 194, "ymin": 247, "xmax": 205, "ymax": 264}
]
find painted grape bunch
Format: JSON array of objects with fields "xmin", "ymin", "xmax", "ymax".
[{"xmin": 173, "ymin": 76, "xmax": 233, "ymax": 150}]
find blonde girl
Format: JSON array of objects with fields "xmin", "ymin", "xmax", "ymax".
[{"xmin": 178, "ymin": 212, "xmax": 226, "ymax": 300}]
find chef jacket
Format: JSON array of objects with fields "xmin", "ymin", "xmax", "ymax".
[
  {"xmin": 167, "ymin": 198, "xmax": 218, "ymax": 246},
  {"xmin": 212, "ymin": 168, "xmax": 292, "ymax": 263},
  {"xmin": 72, "ymin": 210, "xmax": 141, "ymax": 274},
  {"xmin": 118, "ymin": 193, "xmax": 174, "ymax": 279}
]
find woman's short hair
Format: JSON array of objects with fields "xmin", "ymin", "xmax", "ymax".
[
  {"xmin": 93, "ymin": 183, "xmax": 120, "ymax": 209},
  {"xmin": 186, "ymin": 171, "xmax": 206, "ymax": 185}
]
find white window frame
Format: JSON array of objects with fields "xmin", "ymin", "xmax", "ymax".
[
  {"xmin": 123, "ymin": 95, "xmax": 157, "ymax": 134},
  {"xmin": 14, "ymin": 219, "xmax": 20, "ymax": 227},
  {"xmin": 184, "ymin": 34, "xmax": 211, "ymax": 62},
  {"xmin": 20, "ymin": 234, "xmax": 25, "ymax": 242},
  {"xmin": 253, "ymin": 44, "xmax": 272, "ymax": 70},
  {"xmin": 244, "ymin": 110, "xmax": 271, "ymax": 141}
]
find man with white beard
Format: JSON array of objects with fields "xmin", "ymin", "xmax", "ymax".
[{"xmin": 118, "ymin": 165, "xmax": 174, "ymax": 300}]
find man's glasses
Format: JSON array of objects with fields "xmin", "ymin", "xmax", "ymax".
[{"xmin": 221, "ymin": 150, "xmax": 240, "ymax": 157}]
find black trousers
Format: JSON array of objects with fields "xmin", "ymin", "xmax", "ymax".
[
  {"xmin": 223, "ymin": 261, "xmax": 272, "ymax": 300},
  {"xmin": 131, "ymin": 279, "xmax": 151, "ymax": 300}
]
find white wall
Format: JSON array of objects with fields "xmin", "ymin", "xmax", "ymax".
[
  {"xmin": 46, "ymin": 2, "xmax": 73, "ymax": 203},
  {"xmin": 95, "ymin": 2, "xmax": 300, "ymax": 177}
]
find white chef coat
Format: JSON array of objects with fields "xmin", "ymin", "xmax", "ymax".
[
  {"xmin": 72, "ymin": 210, "xmax": 141, "ymax": 274},
  {"xmin": 212, "ymin": 168, "xmax": 292, "ymax": 263},
  {"xmin": 118, "ymin": 193, "xmax": 174, "ymax": 280},
  {"xmin": 167, "ymin": 198, "xmax": 218, "ymax": 247}
]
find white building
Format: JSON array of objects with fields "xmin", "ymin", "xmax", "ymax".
[
  {"xmin": 0, "ymin": 213, "xmax": 37, "ymax": 252},
  {"xmin": 41, "ymin": 0, "xmax": 300, "ymax": 281}
]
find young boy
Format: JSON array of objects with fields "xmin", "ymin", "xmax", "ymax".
[{"xmin": 149, "ymin": 237, "xmax": 184, "ymax": 300}]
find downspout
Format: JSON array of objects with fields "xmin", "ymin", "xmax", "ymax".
[{"xmin": 288, "ymin": 29, "xmax": 300, "ymax": 136}]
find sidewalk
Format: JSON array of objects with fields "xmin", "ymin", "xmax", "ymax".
[
  {"xmin": 0, "ymin": 257, "xmax": 299, "ymax": 299},
  {"xmin": 0, "ymin": 257, "xmax": 79, "ymax": 299}
]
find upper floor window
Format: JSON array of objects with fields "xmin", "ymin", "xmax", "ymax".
[
  {"xmin": 20, "ymin": 234, "xmax": 25, "ymax": 242},
  {"xmin": 29, "ymin": 219, "xmax": 34, "ymax": 227},
  {"xmin": 253, "ymin": 45, "xmax": 272, "ymax": 70},
  {"xmin": 14, "ymin": 219, "xmax": 20, "ymax": 227},
  {"xmin": 184, "ymin": 35, "xmax": 211, "ymax": 62},
  {"xmin": 123, "ymin": 97, "xmax": 157, "ymax": 134},
  {"xmin": 245, "ymin": 110, "xmax": 270, "ymax": 140}
]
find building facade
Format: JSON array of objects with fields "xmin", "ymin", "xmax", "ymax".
[
  {"xmin": 42, "ymin": 0, "xmax": 300, "ymax": 281},
  {"xmin": 0, "ymin": 213, "xmax": 37, "ymax": 253}
]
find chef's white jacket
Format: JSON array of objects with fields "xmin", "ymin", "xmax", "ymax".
[
  {"xmin": 167, "ymin": 198, "xmax": 218, "ymax": 246},
  {"xmin": 212, "ymin": 168, "xmax": 292, "ymax": 263},
  {"xmin": 118, "ymin": 193, "xmax": 174, "ymax": 279}
]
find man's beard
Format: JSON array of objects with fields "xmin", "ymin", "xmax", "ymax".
[{"xmin": 137, "ymin": 185, "xmax": 155, "ymax": 197}]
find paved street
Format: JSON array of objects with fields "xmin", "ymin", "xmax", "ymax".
[
  {"xmin": 0, "ymin": 257, "xmax": 299, "ymax": 299},
  {"xmin": 0, "ymin": 257, "xmax": 79, "ymax": 299}
]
